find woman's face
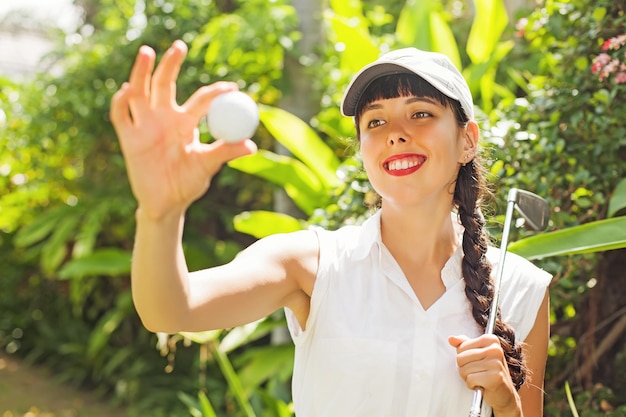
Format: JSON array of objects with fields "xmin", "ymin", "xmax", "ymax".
[{"xmin": 358, "ymin": 94, "xmax": 474, "ymax": 209}]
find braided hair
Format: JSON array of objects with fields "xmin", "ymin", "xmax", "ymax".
[{"xmin": 354, "ymin": 73, "xmax": 527, "ymax": 390}]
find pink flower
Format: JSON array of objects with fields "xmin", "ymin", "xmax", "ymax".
[
  {"xmin": 592, "ymin": 34, "xmax": 626, "ymax": 84},
  {"xmin": 606, "ymin": 59, "xmax": 620, "ymax": 74},
  {"xmin": 594, "ymin": 53, "xmax": 612, "ymax": 66},
  {"xmin": 591, "ymin": 62, "xmax": 602, "ymax": 74},
  {"xmin": 603, "ymin": 34, "xmax": 626, "ymax": 51}
]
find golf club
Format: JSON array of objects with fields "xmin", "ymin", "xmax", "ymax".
[{"xmin": 468, "ymin": 188, "xmax": 550, "ymax": 417}]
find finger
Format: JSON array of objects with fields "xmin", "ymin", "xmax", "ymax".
[
  {"xmin": 127, "ymin": 45, "xmax": 156, "ymax": 119},
  {"xmin": 465, "ymin": 371, "xmax": 491, "ymax": 391},
  {"xmin": 151, "ymin": 40, "xmax": 188, "ymax": 107},
  {"xmin": 448, "ymin": 335, "xmax": 470, "ymax": 349},
  {"xmin": 110, "ymin": 83, "xmax": 133, "ymax": 133},
  {"xmin": 181, "ymin": 82, "xmax": 240, "ymax": 120},
  {"xmin": 199, "ymin": 139, "xmax": 258, "ymax": 176}
]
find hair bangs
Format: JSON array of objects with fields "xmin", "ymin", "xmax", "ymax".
[
  {"xmin": 353, "ymin": 73, "xmax": 468, "ymax": 134},
  {"xmin": 355, "ymin": 73, "xmax": 450, "ymax": 117}
]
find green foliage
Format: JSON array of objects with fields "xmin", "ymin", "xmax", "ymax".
[
  {"xmin": 509, "ymin": 182, "xmax": 626, "ymax": 259},
  {"xmin": 488, "ymin": 0, "xmax": 626, "ymax": 410},
  {"xmin": 1, "ymin": 0, "xmax": 301, "ymax": 415},
  {"xmin": 3, "ymin": 0, "xmax": 625, "ymax": 415}
]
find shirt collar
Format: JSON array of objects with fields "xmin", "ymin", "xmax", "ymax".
[
  {"xmin": 352, "ymin": 209, "xmax": 383, "ymax": 261},
  {"xmin": 352, "ymin": 210, "xmax": 466, "ymax": 288}
]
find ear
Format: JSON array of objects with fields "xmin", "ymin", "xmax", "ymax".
[{"xmin": 458, "ymin": 121, "xmax": 479, "ymax": 165}]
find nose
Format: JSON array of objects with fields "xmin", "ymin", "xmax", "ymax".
[
  {"xmin": 387, "ymin": 125, "xmax": 410, "ymax": 146},
  {"xmin": 388, "ymin": 136, "xmax": 408, "ymax": 146}
]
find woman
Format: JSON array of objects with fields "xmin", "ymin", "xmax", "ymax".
[{"xmin": 110, "ymin": 41, "xmax": 550, "ymax": 417}]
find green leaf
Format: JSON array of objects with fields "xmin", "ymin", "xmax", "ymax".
[
  {"xmin": 326, "ymin": 14, "xmax": 379, "ymax": 73},
  {"xmin": 592, "ymin": 7, "xmax": 606, "ymax": 22},
  {"xmin": 180, "ymin": 330, "xmax": 222, "ymax": 344},
  {"xmin": 466, "ymin": 0, "xmax": 508, "ymax": 64},
  {"xmin": 429, "ymin": 11, "xmax": 462, "ymax": 69},
  {"xmin": 564, "ymin": 381, "xmax": 581, "ymax": 417},
  {"xmin": 58, "ymin": 248, "xmax": 131, "ymax": 280},
  {"xmin": 211, "ymin": 342, "xmax": 257, "ymax": 417},
  {"xmin": 219, "ymin": 318, "xmax": 284, "ymax": 353},
  {"xmin": 41, "ymin": 214, "xmax": 81, "ymax": 275},
  {"xmin": 228, "ymin": 150, "xmax": 325, "ymax": 214},
  {"xmin": 233, "ymin": 211, "xmax": 304, "ymax": 238},
  {"xmin": 198, "ymin": 391, "xmax": 218, "ymax": 417},
  {"xmin": 259, "ymin": 105, "xmax": 340, "ymax": 188},
  {"xmin": 237, "ymin": 344, "xmax": 295, "ymax": 390},
  {"xmin": 396, "ymin": 0, "xmax": 433, "ymax": 51},
  {"xmin": 86, "ymin": 291, "xmax": 132, "ymax": 360},
  {"xmin": 608, "ymin": 178, "xmax": 626, "ymax": 217},
  {"xmin": 329, "ymin": 0, "xmax": 366, "ymax": 26},
  {"xmin": 509, "ymin": 217, "xmax": 626, "ymax": 259},
  {"xmin": 13, "ymin": 207, "xmax": 67, "ymax": 247}
]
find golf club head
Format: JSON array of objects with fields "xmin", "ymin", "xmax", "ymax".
[{"xmin": 508, "ymin": 188, "xmax": 550, "ymax": 231}]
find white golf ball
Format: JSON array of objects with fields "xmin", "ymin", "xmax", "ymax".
[{"xmin": 207, "ymin": 91, "xmax": 259, "ymax": 143}]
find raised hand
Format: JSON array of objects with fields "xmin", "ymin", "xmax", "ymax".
[{"xmin": 110, "ymin": 40, "xmax": 257, "ymax": 219}]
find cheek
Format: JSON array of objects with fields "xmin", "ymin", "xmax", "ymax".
[{"xmin": 358, "ymin": 137, "xmax": 376, "ymax": 167}]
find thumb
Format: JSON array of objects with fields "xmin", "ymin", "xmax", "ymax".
[
  {"xmin": 203, "ymin": 138, "xmax": 258, "ymax": 166},
  {"xmin": 448, "ymin": 335, "xmax": 470, "ymax": 349}
]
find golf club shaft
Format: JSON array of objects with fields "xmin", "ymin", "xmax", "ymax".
[{"xmin": 468, "ymin": 190, "xmax": 517, "ymax": 417}]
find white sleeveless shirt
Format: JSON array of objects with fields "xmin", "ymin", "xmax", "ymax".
[{"xmin": 285, "ymin": 210, "xmax": 551, "ymax": 417}]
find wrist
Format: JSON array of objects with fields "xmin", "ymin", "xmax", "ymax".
[
  {"xmin": 135, "ymin": 205, "xmax": 187, "ymax": 224},
  {"xmin": 491, "ymin": 396, "xmax": 522, "ymax": 417}
]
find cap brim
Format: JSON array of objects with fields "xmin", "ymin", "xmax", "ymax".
[{"xmin": 340, "ymin": 61, "xmax": 461, "ymax": 117}]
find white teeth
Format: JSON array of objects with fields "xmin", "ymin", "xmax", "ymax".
[{"xmin": 387, "ymin": 159, "xmax": 420, "ymax": 171}]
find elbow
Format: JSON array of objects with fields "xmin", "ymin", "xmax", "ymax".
[
  {"xmin": 138, "ymin": 314, "xmax": 184, "ymax": 334},
  {"xmin": 134, "ymin": 304, "xmax": 188, "ymax": 334}
]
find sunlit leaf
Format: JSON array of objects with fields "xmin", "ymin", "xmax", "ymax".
[
  {"xmin": 259, "ymin": 105, "xmax": 340, "ymax": 187},
  {"xmin": 325, "ymin": 13, "xmax": 379, "ymax": 73},
  {"xmin": 180, "ymin": 330, "xmax": 222, "ymax": 345},
  {"xmin": 220, "ymin": 319, "xmax": 280, "ymax": 353},
  {"xmin": 429, "ymin": 11, "xmax": 462, "ymax": 69},
  {"xmin": 233, "ymin": 211, "xmax": 304, "ymax": 239},
  {"xmin": 509, "ymin": 217, "xmax": 626, "ymax": 259},
  {"xmin": 228, "ymin": 150, "xmax": 325, "ymax": 214},
  {"xmin": 396, "ymin": 0, "xmax": 433, "ymax": 50},
  {"xmin": 467, "ymin": 0, "xmax": 509, "ymax": 64}
]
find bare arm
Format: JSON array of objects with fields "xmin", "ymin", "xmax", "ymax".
[
  {"xmin": 518, "ymin": 290, "xmax": 550, "ymax": 417},
  {"xmin": 132, "ymin": 209, "xmax": 317, "ymax": 333}
]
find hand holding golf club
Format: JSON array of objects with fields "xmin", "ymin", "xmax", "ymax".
[
  {"xmin": 110, "ymin": 40, "xmax": 257, "ymax": 220},
  {"xmin": 467, "ymin": 188, "xmax": 550, "ymax": 417}
]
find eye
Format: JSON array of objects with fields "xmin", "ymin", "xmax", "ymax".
[
  {"xmin": 367, "ymin": 118, "xmax": 386, "ymax": 128},
  {"xmin": 412, "ymin": 111, "xmax": 432, "ymax": 119}
]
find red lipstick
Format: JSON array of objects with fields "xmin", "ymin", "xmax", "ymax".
[{"xmin": 383, "ymin": 153, "xmax": 426, "ymax": 176}]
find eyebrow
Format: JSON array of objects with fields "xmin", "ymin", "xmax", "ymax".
[{"xmin": 361, "ymin": 96, "xmax": 440, "ymax": 113}]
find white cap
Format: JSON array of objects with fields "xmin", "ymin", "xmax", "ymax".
[{"xmin": 341, "ymin": 48, "xmax": 474, "ymax": 120}]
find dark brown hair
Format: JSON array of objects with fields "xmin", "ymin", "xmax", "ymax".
[{"xmin": 354, "ymin": 73, "xmax": 527, "ymax": 390}]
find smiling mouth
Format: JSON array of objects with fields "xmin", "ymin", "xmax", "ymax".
[{"xmin": 383, "ymin": 155, "xmax": 426, "ymax": 176}]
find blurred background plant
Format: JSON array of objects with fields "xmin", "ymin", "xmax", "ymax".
[{"xmin": 0, "ymin": 0, "xmax": 624, "ymax": 416}]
